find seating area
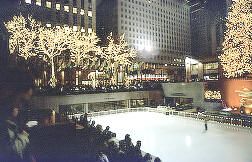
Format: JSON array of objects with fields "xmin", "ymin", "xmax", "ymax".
[{"xmin": 29, "ymin": 115, "xmax": 161, "ymax": 162}]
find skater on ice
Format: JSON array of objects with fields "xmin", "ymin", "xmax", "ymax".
[{"xmin": 204, "ymin": 117, "xmax": 209, "ymax": 131}]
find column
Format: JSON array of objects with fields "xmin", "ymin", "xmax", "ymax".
[
  {"xmin": 83, "ymin": 103, "xmax": 89, "ymax": 113},
  {"xmin": 127, "ymin": 100, "xmax": 131, "ymax": 109}
]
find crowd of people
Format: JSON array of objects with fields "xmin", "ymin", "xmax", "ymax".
[
  {"xmin": 76, "ymin": 115, "xmax": 162, "ymax": 162},
  {"xmin": 0, "ymin": 67, "xmax": 162, "ymax": 162}
]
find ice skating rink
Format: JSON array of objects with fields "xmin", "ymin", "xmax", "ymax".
[{"xmin": 92, "ymin": 112, "xmax": 252, "ymax": 162}]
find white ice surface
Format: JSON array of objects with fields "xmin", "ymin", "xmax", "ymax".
[{"xmin": 92, "ymin": 112, "xmax": 252, "ymax": 162}]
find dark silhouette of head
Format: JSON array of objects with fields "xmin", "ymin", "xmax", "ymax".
[
  {"xmin": 0, "ymin": 66, "xmax": 34, "ymax": 103},
  {"xmin": 136, "ymin": 140, "xmax": 141, "ymax": 148},
  {"xmin": 0, "ymin": 97, "xmax": 20, "ymax": 121},
  {"xmin": 154, "ymin": 157, "xmax": 161, "ymax": 162}
]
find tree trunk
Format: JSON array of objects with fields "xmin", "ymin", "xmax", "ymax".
[
  {"xmin": 51, "ymin": 59, "xmax": 55, "ymax": 77},
  {"xmin": 75, "ymin": 69, "xmax": 79, "ymax": 86},
  {"xmin": 49, "ymin": 58, "xmax": 57, "ymax": 87}
]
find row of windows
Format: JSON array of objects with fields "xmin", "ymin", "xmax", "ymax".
[
  {"xmin": 121, "ymin": 32, "xmax": 190, "ymax": 42},
  {"xmin": 125, "ymin": 37, "xmax": 190, "ymax": 52},
  {"xmin": 120, "ymin": 26, "xmax": 191, "ymax": 49},
  {"xmin": 128, "ymin": 39, "xmax": 190, "ymax": 50},
  {"xmin": 44, "ymin": 11, "xmax": 92, "ymax": 28},
  {"xmin": 120, "ymin": 21, "xmax": 190, "ymax": 33},
  {"xmin": 121, "ymin": 6, "xmax": 189, "ymax": 20},
  {"xmin": 120, "ymin": 14, "xmax": 190, "ymax": 27},
  {"xmin": 23, "ymin": 0, "xmax": 94, "ymax": 30},
  {"xmin": 127, "ymin": 38, "xmax": 189, "ymax": 46},
  {"xmin": 126, "ymin": 42, "xmax": 190, "ymax": 53},
  {"xmin": 135, "ymin": 44, "xmax": 190, "ymax": 53},
  {"xmin": 121, "ymin": 29, "xmax": 190, "ymax": 43},
  {"xmin": 122, "ymin": 0, "xmax": 189, "ymax": 12},
  {"xmin": 31, "ymin": 0, "xmax": 94, "ymax": 28},
  {"xmin": 121, "ymin": 1, "xmax": 189, "ymax": 18},
  {"xmin": 24, "ymin": 0, "xmax": 93, "ymax": 16},
  {"xmin": 25, "ymin": 0, "xmax": 92, "ymax": 6},
  {"xmin": 45, "ymin": 24, "xmax": 93, "ymax": 33}
]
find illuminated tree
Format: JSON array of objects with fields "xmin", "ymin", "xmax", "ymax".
[
  {"xmin": 37, "ymin": 26, "xmax": 73, "ymax": 87},
  {"xmin": 102, "ymin": 33, "xmax": 137, "ymax": 85},
  {"xmin": 70, "ymin": 32, "xmax": 101, "ymax": 67},
  {"xmin": 5, "ymin": 15, "xmax": 40, "ymax": 59},
  {"xmin": 219, "ymin": 0, "xmax": 252, "ymax": 78},
  {"xmin": 69, "ymin": 31, "xmax": 101, "ymax": 85},
  {"xmin": 129, "ymin": 62, "xmax": 145, "ymax": 81}
]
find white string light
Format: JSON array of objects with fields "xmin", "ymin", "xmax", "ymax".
[
  {"xmin": 101, "ymin": 33, "xmax": 137, "ymax": 84},
  {"xmin": 219, "ymin": 0, "xmax": 252, "ymax": 78},
  {"xmin": 5, "ymin": 15, "xmax": 40, "ymax": 60}
]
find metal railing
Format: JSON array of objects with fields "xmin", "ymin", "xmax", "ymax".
[
  {"xmin": 88, "ymin": 107, "xmax": 252, "ymax": 129},
  {"xmin": 168, "ymin": 110, "xmax": 252, "ymax": 128},
  {"xmin": 89, "ymin": 107, "xmax": 166, "ymax": 117}
]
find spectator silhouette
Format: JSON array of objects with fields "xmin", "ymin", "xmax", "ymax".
[
  {"xmin": 83, "ymin": 113, "xmax": 89, "ymax": 127},
  {"xmin": 96, "ymin": 151, "xmax": 109, "ymax": 162},
  {"xmin": 0, "ymin": 98, "xmax": 32, "ymax": 162},
  {"xmin": 0, "ymin": 67, "xmax": 35, "ymax": 162},
  {"xmin": 143, "ymin": 153, "xmax": 152, "ymax": 162},
  {"xmin": 132, "ymin": 140, "xmax": 142, "ymax": 162},
  {"xmin": 108, "ymin": 133, "xmax": 117, "ymax": 144},
  {"xmin": 154, "ymin": 157, "xmax": 161, "ymax": 162}
]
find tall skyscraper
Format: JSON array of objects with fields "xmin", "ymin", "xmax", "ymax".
[
  {"xmin": 189, "ymin": 0, "xmax": 227, "ymax": 58},
  {"xmin": 97, "ymin": 0, "xmax": 191, "ymax": 67}
]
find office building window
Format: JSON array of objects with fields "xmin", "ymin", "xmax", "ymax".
[
  {"xmin": 46, "ymin": 23, "xmax": 52, "ymax": 28},
  {"xmin": 88, "ymin": 28, "xmax": 92, "ymax": 33},
  {"xmin": 25, "ymin": 0, "xmax": 31, "ymax": 4},
  {"xmin": 56, "ymin": 3, "xmax": 61, "ymax": 10},
  {"xmin": 81, "ymin": 27, "xmax": 85, "ymax": 32},
  {"xmin": 73, "ymin": 7, "xmax": 78, "ymax": 14},
  {"xmin": 80, "ymin": 9, "xmax": 85, "ymax": 15},
  {"xmin": 64, "ymin": 26, "xmax": 70, "ymax": 30},
  {"xmin": 73, "ymin": 26, "xmax": 78, "ymax": 32},
  {"xmin": 64, "ymin": 6, "xmax": 69, "ymax": 12},
  {"xmin": 88, "ymin": 11, "xmax": 92, "ymax": 17},
  {"xmin": 46, "ymin": 1, "xmax": 52, "ymax": 8},
  {"xmin": 36, "ymin": 0, "xmax": 41, "ymax": 6}
]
